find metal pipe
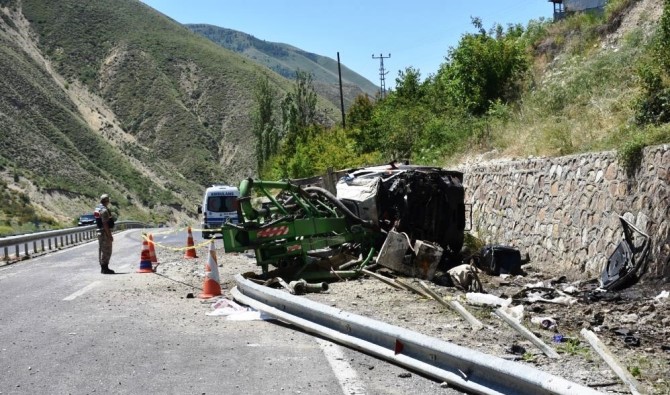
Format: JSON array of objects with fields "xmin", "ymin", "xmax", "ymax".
[{"xmin": 304, "ymin": 186, "xmax": 376, "ymax": 230}]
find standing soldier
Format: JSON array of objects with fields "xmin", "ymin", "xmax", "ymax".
[{"xmin": 97, "ymin": 194, "xmax": 115, "ymax": 274}]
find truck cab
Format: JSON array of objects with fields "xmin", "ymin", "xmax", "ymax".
[{"xmin": 198, "ymin": 184, "xmax": 240, "ymax": 239}]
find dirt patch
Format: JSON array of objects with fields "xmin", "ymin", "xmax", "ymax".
[
  {"xmin": 603, "ymin": 0, "xmax": 664, "ymax": 49},
  {"xmin": 152, "ymin": 242, "xmax": 669, "ymax": 394}
]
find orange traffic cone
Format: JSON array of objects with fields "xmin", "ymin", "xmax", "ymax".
[
  {"xmin": 184, "ymin": 226, "xmax": 198, "ymax": 259},
  {"xmin": 199, "ymin": 241, "xmax": 222, "ymax": 299},
  {"xmin": 137, "ymin": 236, "xmax": 154, "ymax": 273},
  {"xmin": 148, "ymin": 233, "xmax": 158, "ymax": 264}
]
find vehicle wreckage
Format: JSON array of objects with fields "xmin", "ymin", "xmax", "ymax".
[{"xmin": 220, "ymin": 163, "xmax": 468, "ymax": 282}]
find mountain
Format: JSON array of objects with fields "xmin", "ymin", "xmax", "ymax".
[
  {"xmin": 0, "ymin": 0, "xmax": 339, "ymax": 230},
  {"xmin": 186, "ymin": 24, "xmax": 379, "ymax": 109}
]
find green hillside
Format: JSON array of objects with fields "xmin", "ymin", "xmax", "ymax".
[
  {"xmin": 1, "ymin": 0, "xmax": 668, "ymax": 236},
  {"xmin": 270, "ymin": 0, "xmax": 669, "ymax": 178},
  {"xmin": 186, "ymin": 24, "xmax": 379, "ymax": 108},
  {"xmin": 0, "ymin": 0, "xmax": 338, "ymax": 233}
]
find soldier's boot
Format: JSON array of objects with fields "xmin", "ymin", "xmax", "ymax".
[{"xmin": 101, "ymin": 264, "xmax": 115, "ymax": 274}]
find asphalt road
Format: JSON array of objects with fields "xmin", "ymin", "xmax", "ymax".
[{"xmin": 0, "ymin": 229, "xmax": 462, "ymax": 395}]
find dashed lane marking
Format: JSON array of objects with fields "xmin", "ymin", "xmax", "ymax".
[
  {"xmin": 316, "ymin": 338, "xmax": 367, "ymax": 395},
  {"xmin": 63, "ymin": 281, "xmax": 101, "ymax": 301}
]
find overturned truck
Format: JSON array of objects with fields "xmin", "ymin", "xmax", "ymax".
[{"xmin": 221, "ymin": 163, "xmax": 467, "ymax": 280}]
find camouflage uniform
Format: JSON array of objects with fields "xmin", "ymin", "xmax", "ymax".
[{"xmin": 98, "ymin": 194, "xmax": 114, "ymax": 274}]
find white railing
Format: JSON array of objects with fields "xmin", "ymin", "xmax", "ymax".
[{"xmin": 0, "ymin": 221, "xmax": 145, "ymax": 263}]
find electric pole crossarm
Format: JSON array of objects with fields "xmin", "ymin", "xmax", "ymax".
[{"xmin": 372, "ymin": 53, "xmax": 391, "ymax": 98}]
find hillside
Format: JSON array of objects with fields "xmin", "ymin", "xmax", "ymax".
[
  {"xmin": 0, "ymin": 0, "xmax": 341, "ymax": 232},
  {"xmin": 0, "ymin": 0, "xmax": 668, "ymax": 236},
  {"xmin": 455, "ymin": 0, "xmax": 667, "ymax": 166},
  {"xmin": 185, "ymin": 24, "xmax": 379, "ymax": 109}
]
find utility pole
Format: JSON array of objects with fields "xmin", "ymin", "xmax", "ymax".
[
  {"xmin": 337, "ymin": 52, "xmax": 345, "ymax": 129},
  {"xmin": 372, "ymin": 53, "xmax": 391, "ymax": 99}
]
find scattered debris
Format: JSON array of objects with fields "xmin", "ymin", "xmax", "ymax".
[
  {"xmin": 507, "ymin": 344, "xmax": 526, "ymax": 355},
  {"xmin": 207, "ymin": 297, "xmax": 268, "ymax": 321},
  {"xmin": 513, "ymin": 286, "xmax": 577, "ymax": 305},
  {"xmin": 655, "ymin": 290, "xmax": 669, "ymax": 301},
  {"xmin": 580, "ymin": 328, "xmax": 645, "ymax": 395},
  {"xmin": 479, "ymin": 245, "xmax": 523, "ymax": 275},
  {"xmin": 394, "ymin": 278, "xmax": 431, "ymax": 298},
  {"xmin": 417, "ymin": 280, "xmax": 484, "ymax": 331},
  {"xmin": 288, "ymin": 279, "xmax": 329, "ymax": 295},
  {"xmin": 361, "ymin": 268, "xmax": 404, "ymax": 290},
  {"xmin": 600, "ymin": 216, "xmax": 650, "ymax": 291},
  {"xmin": 494, "ymin": 308, "xmax": 561, "ymax": 359},
  {"xmin": 531, "ymin": 316, "xmax": 558, "ymax": 331},
  {"xmin": 447, "ymin": 264, "xmax": 483, "ymax": 292},
  {"xmin": 465, "ymin": 292, "xmax": 512, "ymax": 308}
]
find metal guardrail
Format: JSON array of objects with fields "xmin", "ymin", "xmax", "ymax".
[
  {"xmin": 233, "ymin": 274, "xmax": 601, "ymax": 395},
  {"xmin": 0, "ymin": 221, "xmax": 145, "ymax": 263}
]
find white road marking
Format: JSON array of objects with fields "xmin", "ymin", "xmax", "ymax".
[
  {"xmin": 63, "ymin": 281, "xmax": 101, "ymax": 301},
  {"xmin": 316, "ymin": 338, "xmax": 367, "ymax": 395}
]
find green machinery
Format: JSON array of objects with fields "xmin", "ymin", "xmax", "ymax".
[{"xmin": 220, "ymin": 178, "xmax": 378, "ymax": 280}]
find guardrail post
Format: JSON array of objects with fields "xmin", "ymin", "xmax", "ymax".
[
  {"xmin": 23, "ymin": 242, "xmax": 28, "ymax": 257},
  {"xmin": 3, "ymin": 246, "xmax": 8, "ymax": 261},
  {"xmin": 40, "ymin": 239, "xmax": 45, "ymax": 252}
]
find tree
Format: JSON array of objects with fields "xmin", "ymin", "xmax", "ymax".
[
  {"xmin": 347, "ymin": 94, "xmax": 374, "ymax": 130},
  {"xmin": 434, "ymin": 18, "xmax": 529, "ymax": 116},
  {"xmin": 252, "ymin": 74, "xmax": 278, "ymax": 172},
  {"xmin": 280, "ymin": 70, "xmax": 318, "ymax": 157},
  {"xmin": 394, "ymin": 67, "xmax": 425, "ymax": 105}
]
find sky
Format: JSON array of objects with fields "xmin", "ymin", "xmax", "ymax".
[{"xmin": 140, "ymin": 1, "xmax": 553, "ymax": 89}]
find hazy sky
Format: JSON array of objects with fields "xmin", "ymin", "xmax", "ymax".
[{"xmin": 140, "ymin": 1, "xmax": 553, "ymax": 89}]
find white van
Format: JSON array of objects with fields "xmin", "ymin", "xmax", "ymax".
[{"xmin": 197, "ymin": 184, "xmax": 240, "ymax": 239}]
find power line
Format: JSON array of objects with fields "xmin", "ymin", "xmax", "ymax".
[{"xmin": 372, "ymin": 53, "xmax": 391, "ymax": 99}]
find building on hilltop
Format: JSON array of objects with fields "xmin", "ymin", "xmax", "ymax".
[{"xmin": 548, "ymin": 0, "xmax": 607, "ymax": 21}]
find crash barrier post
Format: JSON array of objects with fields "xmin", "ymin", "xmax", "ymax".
[
  {"xmin": 0, "ymin": 221, "xmax": 146, "ymax": 263},
  {"xmin": 580, "ymin": 329, "xmax": 644, "ymax": 395},
  {"xmin": 493, "ymin": 308, "xmax": 561, "ymax": 359},
  {"xmin": 184, "ymin": 226, "xmax": 198, "ymax": 259},
  {"xmin": 137, "ymin": 236, "xmax": 154, "ymax": 273},
  {"xmin": 232, "ymin": 274, "xmax": 602, "ymax": 395},
  {"xmin": 148, "ymin": 233, "xmax": 158, "ymax": 264},
  {"xmin": 199, "ymin": 241, "xmax": 221, "ymax": 299},
  {"xmin": 417, "ymin": 280, "xmax": 484, "ymax": 331}
]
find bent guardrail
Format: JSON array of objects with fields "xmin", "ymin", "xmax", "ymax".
[
  {"xmin": 233, "ymin": 274, "xmax": 601, "ymax": 395},
  {"xmin": 0, "ymin": 221, "xmax": 146, "ymax": 263}
]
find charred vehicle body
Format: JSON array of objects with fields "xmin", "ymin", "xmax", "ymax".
[
  {"xmin": 335, "ymin": 164, "xmax": 467, "ymax": 255},
  {"xmin": 220, "ymin": 163, "xmax": 468, "ymax": 280}
]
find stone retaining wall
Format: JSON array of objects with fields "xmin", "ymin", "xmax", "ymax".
[{"xmin": 460, "ymin": 144, "xmax": 669, "ymax": 282}]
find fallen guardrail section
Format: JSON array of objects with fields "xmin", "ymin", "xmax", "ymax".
[
  {"xmin": 232, "ymin": 274, "xmax": 601, "ymax": 395},
  {"xmin": 0, "ymin": 221, "xmax": 145, "ymax": 262}
]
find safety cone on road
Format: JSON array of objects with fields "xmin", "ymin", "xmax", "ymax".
[
  {"xmin": 148, "ymin": 233, "xmax": 158, "ymax": 264},
  {"xmin": 199, "ymin": 241, "xmax": 222, "ymax": 299},
  {"xmin": 137, "ymin": 236, "xmax": 154, "ymax": 273},
  {"xmin": 184, "ymin": 226, "xmax": 198, "ymax": 259}
]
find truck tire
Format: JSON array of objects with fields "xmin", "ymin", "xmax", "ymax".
[{"xmin": 202, "ymin": 231, "xmax": 211, "ymax": 239}]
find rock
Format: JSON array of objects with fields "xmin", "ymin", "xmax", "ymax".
[{"xmin": 619, "ymin": 313, "xmax": 638, "ymax": 323}]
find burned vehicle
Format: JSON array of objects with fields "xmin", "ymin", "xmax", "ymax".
[
  {"xmin": 335, "ymin": 163, "xmax": 467, "ymax": 255},
  {"xmin": 220, "ymin": 163, "xmax": 467, "ymax": 281}
]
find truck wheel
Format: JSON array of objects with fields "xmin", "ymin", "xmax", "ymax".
[{"xmin": 202, "ymin": 231, "xmax": 211, "ymax": 239}]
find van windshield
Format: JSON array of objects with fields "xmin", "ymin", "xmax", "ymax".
[{"xmin": 207, "ymin": 196, "xmax": 238, "ymax": 212}]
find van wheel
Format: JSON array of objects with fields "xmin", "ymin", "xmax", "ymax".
[{"xmin": 202, "ymin": 232, "xmax": 211, "ymax": 239}]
